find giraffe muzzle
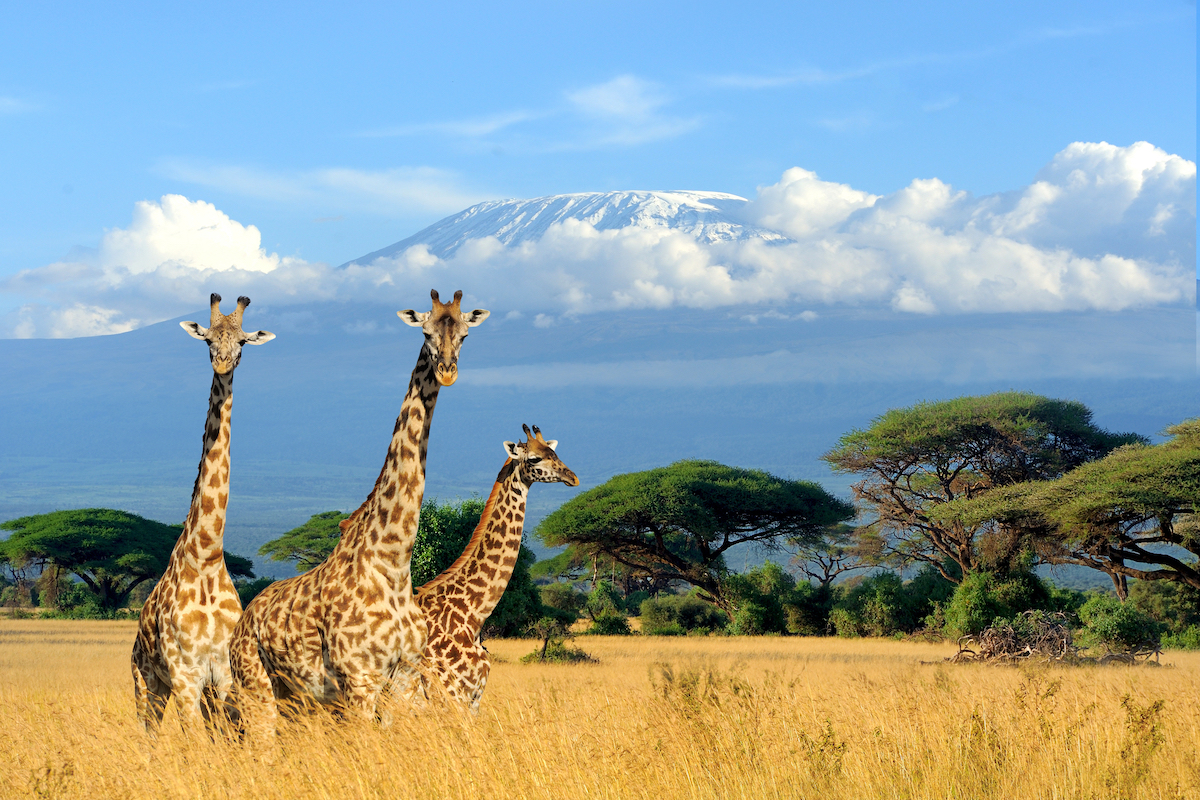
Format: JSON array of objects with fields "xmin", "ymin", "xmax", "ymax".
[
  {"xmin": 435, "ymin": 362, "xmax": 458, "ymax": 386},
  {"xmin": 562, "ymin": 469, "xmax": 579, "ymax": 487}
]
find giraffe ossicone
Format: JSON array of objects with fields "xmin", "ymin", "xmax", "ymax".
[
  {"xmin": 411, "ymin": 424, "xmax": 578, "ymax": 712},
  {"xmin": 230, "ymin": 289, "xmax": 488, "ymax": 738},
  {"xmin": 131, "ymin": 292, "xmax": 274, "ymax": 734}
]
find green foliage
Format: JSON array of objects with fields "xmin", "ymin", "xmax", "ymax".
[
  {"xmin": 942, "ymin": 569, "xmax": 1051, "ymax": 638},
  {"xmin": 640, "ymin": 591, "xmax": 729, "ymax": 636},
  {"xmin": 520, "ymin": 616, "xmax": 595, "ymax": 663},
  {"xmin": 587, "ymin": 610, "xmax": 632, "ymax": 635},
  {"xmin": 536, "ymin": 460, "xmax": 855, "ymax": 607},
  {"xmin": 1077, "ymin": 594, "xmax": 1164, "ymax": 651},
  {"xmin": 519, "ymin": 638, "xmax": 595, "ymax": 664},
  {"xmin": 47, "ymin": 582, "xmax": 107, "ymax": 618},
  {"xmin": 829, "ymin": 567, "xmax": 956, "ymax": 638},
  {"xmin": 258, "ymin": 510, "xmax": 348, "ymax": 572},
  {"xmin": 624, "ymin": 590, "xmax": 650, "ymax": 615},
  {"xmin": 0, "ymin": 508, "xmax": 185, "ymax": 611},
  {"xmin": 945, "ymin": 418, "xmax": 1200, "ymax": 592},
  {"xmin": 411, "ymin": 498, "xmax": 486, "ymax": 587},
  {"xmin": 529, "ymin": 549, "xmax": 587, "ymax": 582},
  {"xmin": 1127, "ymin": 578, "xmax": 1200, "ymax": 640},
  {"xmin": 1161, "ymin": 626, "xmax": 1200, "ymax": 650},
  {"xmin": 235, "ymin": 577, "xmax": 274, "ymax": 607},
  {"xmin": 583, "ymin": 580, "xmax": 624, "ymax": 620},
  {"xmin": 539, "ymin": 581, "xmax": 586, "ymax": 625},
  {"xmin": 722, "ymin": 561, "xmax": 834, "ymax": 635},
  {"xmin": 825, "ymin": 392, "xmax": 1141, "ymax": 580},
  {"xmin": 222, "ymin": 553, "xmax": 257, "ymax": 580}
]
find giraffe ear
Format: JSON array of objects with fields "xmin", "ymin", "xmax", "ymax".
[
  {"xmin": 543, "ymin": 440, "xmax": 558, "ymax": 451},
  {"xmin": 503, "ymin": 441, "xmax": 523, "ymax": 459},
  {"xmin": 397, "ymin": 309, "xmax": 429, "ymax": 327},
  {"xmin": 180, "ymin": 321, "xmax": 208, "ymax": 340},
  {"xmin": 463, "ymin": 309, "xmax": 490, "ymax": 327},
  {"xmin": 243, "ymin": 330, "xmax": 276, "ymax": 345}
]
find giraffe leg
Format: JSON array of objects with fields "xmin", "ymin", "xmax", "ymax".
[
  {"xmin": 131, "ymin": 642, "xmax": 170, "ymax": 735},
  {"xmin": 170, "ymin": 677, "xmax": 207, "ymax": 738},
  {"xmin": 230, "ymin": 634, "xmax": 279, "ymax": 754},
  {"xmin": 339, "ymin": 672, "xmax": 384, "ymax": 722}
]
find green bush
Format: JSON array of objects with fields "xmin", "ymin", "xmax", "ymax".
[
  {"xmin": 236, "ymin": 577, "xmax": 274, "ymax": 607},
  {"xmin": 624, "ymin": 590, "xmax": 651, "ymax": 615},
  {"xmin": 587, "ymin": 610, "xmax": 632, "ymax": 635},
  {"xmin": 584, "ymin": 580, "xmax": 624, "ymax": 619},
  {"xmin": 830, "ymin": 573, "xmax": 908, "ymax": 637},
  {"xmin": 1161, "ymin": 625, "xmax": 1200, "ymax": 650},
  {"xmin": 539, "ymin": 581, "xmax": 586, "ymax": 626},
  {"xmin": 640, "ymin": 591, "xmax": 728, "ymax": 636},
  {"xmin": 519, "ymin": 639, "xmax": 595, "ymax": 664},
  {"xmin": 829, "ymin": 567, "xmax": 957, "ymax": 638},
  {"xmin": 942, "ymin": 570, "xmax": 1051, "ymax": 638},
  {"xmin": 1077, "ymin": 594, "xmax": 1164, "ymax": 651},
  {"xmin": 1128, "ymin": 579, "xmax": 1200, "ymax": 637}
]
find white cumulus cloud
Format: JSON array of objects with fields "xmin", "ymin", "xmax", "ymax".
[{"xmin": 2, "ymin": 141, "xmax": 1193, "ymax": 338}]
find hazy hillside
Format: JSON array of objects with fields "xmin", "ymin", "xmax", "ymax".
[{"xmin": 1, "ymin": 299, "xmax": 1194, "ymax": 577}]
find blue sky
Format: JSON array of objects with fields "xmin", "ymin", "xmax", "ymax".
[{"xmin": 0, "ymin": 0, "xmax": 1194, "ymax": 280}]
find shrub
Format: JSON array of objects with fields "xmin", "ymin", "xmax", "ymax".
[
  {"xmin": 624, "ymin": 590, "xmax": 651, "ymax": 615},
  {"xmin": 1077, "ymin": 594, "xmax": 1164, "ymax": 651},
  {"xmin": 1161, "ymin": 625, "xmax": 1200, "ymax": 650},
  {"xmin": 942, "ymin": 570, "xmax": 1051, "ymax": 638},
  {"xmin": 236, "ymin": 577, "xmax": 274, "ymax": 607},
  {"xmin": 640, "ymin": 591, "xmax": 728, "ymax": 636},
  {"xmin": 584, "ymin": 580, "xmax": 624, "ymax": 620},
  {"xmin": 540, "ymin": 582, "xmax": 586, "ymax": 624},
  {"xmin": 1128, "ymin": 579, "xmax": 1200, "ymax": 637},
  {"xmin": 519, "ymin": 639, "xmax": 595, "ymax": 664},
  {"xmin": 588, "ymin": 610, "xmax": 632, "ymax": 635},
  {"xmin": 830, "ymin": 573, "xmax": 907, "ymax": 637}
]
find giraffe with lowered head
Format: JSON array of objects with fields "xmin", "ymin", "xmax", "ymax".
[
  {"xmin": 230, "ymin": 289, "xmax": 488, "ymax": 734},
  {"xmin": 131, "ymin": 293, "xmax": 275, "ymax": 732},
  {"xmin": 410, "ymin": 425, "xmax": 577, "ymax": 711}
]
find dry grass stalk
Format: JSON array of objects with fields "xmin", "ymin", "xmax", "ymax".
[{"xmin": 0, "ymin": 620, "xmax": 1197, "ymax": 799}]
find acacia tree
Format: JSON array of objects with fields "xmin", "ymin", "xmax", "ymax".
[
  {"xmin": 535, "ymin": 460, "xmax": 854, "ymax": 612},
  {"xmin": 822, "ymin": 392, "xmax": 1143, "ymax": 583},
  {"xmin": 257, "ymin": 510, "xmax": 348, "ymax": 572},
  {"xmin": 0, "ymin": 508, "xmax": 255, "ymax": 611},
  {"xmin": 943, "ymin": 419, "xmax": 1200, "ymax": 598},
  {"xmin": 790, "ymin": 523, "xmax": 879, "ymax": 589},
  {"xmin": 530, "ymin": 546, "xmax": 674, "ymax": 597}
]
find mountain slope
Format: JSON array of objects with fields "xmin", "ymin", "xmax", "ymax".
[{"xmin": 340, "ymin": 190, "xmax": 788, "ymax": 265}]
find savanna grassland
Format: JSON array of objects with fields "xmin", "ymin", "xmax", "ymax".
[{"xmin": 1, "ymin": 620, "xmax": 1197, "ymax": 800}]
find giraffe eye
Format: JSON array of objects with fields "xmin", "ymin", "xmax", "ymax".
[{"xmin": 526, "ymin": 456, "xmax": 542, "ymax": 464}]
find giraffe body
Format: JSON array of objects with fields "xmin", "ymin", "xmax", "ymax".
[
  {"xmin": 230, "ymin": 291, "xmax": 487, "ymax": 732},
  {"xmin": 131, "ymin": 294, "xmax": 274, "ymax": 731},
  {"xmin": 415, "ymin": 425, "xmax": 577, "ymax": 711}
]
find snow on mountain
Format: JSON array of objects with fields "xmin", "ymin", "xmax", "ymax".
[{"xmin": 340, "ymin": 190, "xmax": 789, "ymax": 266}]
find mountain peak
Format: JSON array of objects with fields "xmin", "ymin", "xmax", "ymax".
[{"xmin": 341, "ymin": 190, "xmax": 788, "ymax": 267}]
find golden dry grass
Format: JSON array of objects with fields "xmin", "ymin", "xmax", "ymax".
[{"xmin": 1, "ymin": 620, "xmax": 1197, "ymax": 800}]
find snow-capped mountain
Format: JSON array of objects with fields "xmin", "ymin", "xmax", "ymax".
[{"xmin": 341, "ymin": 190, "xmax": 789, "ymax": 266}]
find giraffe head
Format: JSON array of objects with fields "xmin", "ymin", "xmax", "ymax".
[
  {"xmin": 180, "ymin": 293, "xmax": 276, "ymax": 374},
  {"xmin": 504, "ymin": 424, "xmax": 580, "ymax": 487},
  {"xmin": 397, "ymin": 289, "xmax": 489, "ymax": 386}
]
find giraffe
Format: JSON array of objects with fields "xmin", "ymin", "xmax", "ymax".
[
  {"xmin": 411, "ymin": 425, "xmax": 577, "ymax": 711},
  {"xmin": 230, "ymin": 289, "xmax": 488, "ymax": 736},
  {"xmin": 131, "ymin": 293, "xmax": 275, "ymax": 732}
]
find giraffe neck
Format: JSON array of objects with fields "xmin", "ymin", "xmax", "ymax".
[
  {"xmin": 426, "ymin": 460, "xmax": 528, "ymax": 635},
  {"xmin": 179, "ymin": 370, "xmax": 234, "ymax": 571},
  {"xmin": 334, "ymin": 343, "xmax": 441, "ymax": 572}
]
